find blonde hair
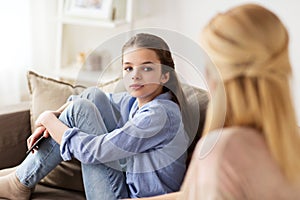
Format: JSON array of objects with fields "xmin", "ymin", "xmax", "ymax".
[{"xmin": 201, "ymin": 4, "xmax": 300, "ymax": 183}]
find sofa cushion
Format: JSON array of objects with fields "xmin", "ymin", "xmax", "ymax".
[
  {"xmin": 27, "ymin": 71, "xmax": 86, "ymax": 132},
  {"xmin": 182, "ymin": 84, "xmax": 209, "ymax": 165},
  {"xmin": 27, "ymin": 71, "xmax": 86, "ymax": 192},
  {"xmin": 32, "ymin": 184, "xmax": 85, "ymax": 200}
]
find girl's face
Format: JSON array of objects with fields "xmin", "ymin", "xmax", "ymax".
[{"xmin": 123, "ymin": 48, "xmax": 169, "ymax": 107}]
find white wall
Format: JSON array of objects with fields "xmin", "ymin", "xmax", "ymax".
[
  {"xmin": 30, "ymin": 0, "xmax": 57, "ymax": 75},
  {"xmin": 30, "ymin": 0, "xmax": 300, "ymax": 124},
  {"xmin": 0, "ymin": 1, "xmax": 32, "ymax": 106}
]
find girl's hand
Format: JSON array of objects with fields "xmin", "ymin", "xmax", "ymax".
[
  {"xmin": 27, "ymin": 126, "xmax": 49, "ymax": 153},
  {"xmin": 27, "ymin": 110, "xmax": 60, "ymax": 153}
]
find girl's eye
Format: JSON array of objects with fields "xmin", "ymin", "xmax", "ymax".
[
  {"xmin": 142, "ymin": 66, "xmax": 153, "ymax": 71},
  {"xmin": 124, "ymin": 66, "xmax": 133, "ymax": 72}
]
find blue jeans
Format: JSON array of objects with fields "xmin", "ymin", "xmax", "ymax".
[{"xmin": 16, "ymin": 88, "xmax": 129, "ymax": 199}]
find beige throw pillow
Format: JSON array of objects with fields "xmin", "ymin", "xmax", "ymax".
[
  {"xmin": 27, "ymin": 71, "xmax": 86, "ymax": 131},
  {"xmin": 27, "ymin": 70, "xmax": 86, "ymax": 192}
]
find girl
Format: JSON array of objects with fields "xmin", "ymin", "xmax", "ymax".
[
  {"xmin": 0, "ymin": 33, "xmax": 189, "ymax": 199},
  {"xmin": 138, "ymin": 3, "xmax": 300, "ymax": 200}
]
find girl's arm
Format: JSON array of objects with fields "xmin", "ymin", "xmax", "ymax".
[
  {"xmin": 35, "ymin": 110, "xmax": 68, "ymax": 144},
  {"xmin": 28, "ymin": 101, "xmax": 72, "ymax": 149},
  {"xmin": 57, "ymin": 101, "xmax": 72, "ymax": 113}
]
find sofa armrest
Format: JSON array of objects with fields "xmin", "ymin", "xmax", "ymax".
[{"xmin": 0, "ymin": 102, "xmax": 31, "ymax": 169}]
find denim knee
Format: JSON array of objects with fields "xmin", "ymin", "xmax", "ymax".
[
  {"xmin": 87, "ymin": 87, "xmax": 108, "ymax": 106},
  {"xmin": 60, "ymin": 98, "xmax": 96, "ymax": 126},
  {"xmin": 68, "ymin": 87, "xmax": 108, "ymax": 105},
  {"xmin": 70, "ymin": 98, "xmax": 96, "ymax": 114}
]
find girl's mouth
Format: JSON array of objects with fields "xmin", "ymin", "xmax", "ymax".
[{"xmin": 130, "ymin": 84, "xmax": 144, "ymax": 90}]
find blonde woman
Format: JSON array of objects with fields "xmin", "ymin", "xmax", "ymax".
[{"xmin": 134, "ymin": 3, "xmax": 300, "ymax": 200}]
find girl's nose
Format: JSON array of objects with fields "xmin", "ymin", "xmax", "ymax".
[{"xmin": 131, "ymin": 69, "xmax": 141, "ymax": 80}]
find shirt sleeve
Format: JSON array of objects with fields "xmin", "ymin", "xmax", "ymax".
[{"xmin": 60, "ymin": 103, "xmax": 177, "ymax": 164}]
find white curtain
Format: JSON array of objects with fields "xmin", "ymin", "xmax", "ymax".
[{"xmin": 0, "ymin": 1, "xmax": 32, "ymax": 107}]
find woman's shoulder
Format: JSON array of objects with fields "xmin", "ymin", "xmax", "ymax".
[
  {"xmin": 188, "ymin": 127, "xmax": 291, "ymax": 199},
  {"xmin": 218, "ymin": 127, "xmax": 266, "ymax": 154},
  {"xmin": 198, "ymin": 126, "xmax": 272, "ymax": 166},
  {"xmin": 196, "ymin": 127, "xmax": 264, "ymax": 158}
]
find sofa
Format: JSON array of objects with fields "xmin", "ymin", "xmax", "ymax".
[{"xmin": 0, "ymin": 70, "xmax": 209, "ymax": 199}]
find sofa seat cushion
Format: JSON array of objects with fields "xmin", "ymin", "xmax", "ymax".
[{"xmin": 32, "ymin": 183, "xmax": 85, "ymax": 200}]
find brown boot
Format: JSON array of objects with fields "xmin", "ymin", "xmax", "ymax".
[
  {"xmin": 0, "ymin": 166, "xmax": 17, "ymax": 177},
  {"xmin": 0, "ymin": 172, "xmax": 31, "ymax": 200}
]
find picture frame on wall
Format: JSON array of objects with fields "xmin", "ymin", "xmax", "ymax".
[{"xmin": 64, "ymin": 0, "xmax": 114, "ymax": 20}]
